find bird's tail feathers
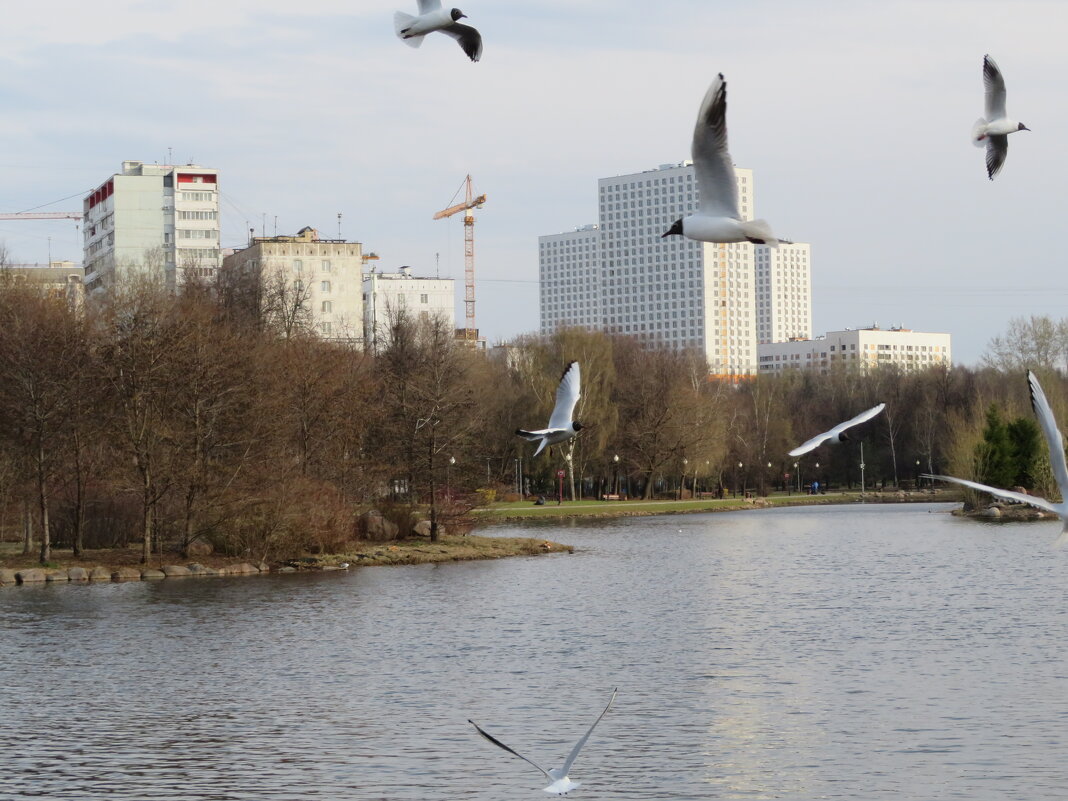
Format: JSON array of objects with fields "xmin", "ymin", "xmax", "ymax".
[
  {"xmin": 741, "ymin": 219, "xmax": 778, "ymax": 247},
  {"xmin": 533, "ymin": 439, "xmax": 548, "ymax": 457},
  {"xmin": 1054, "ymin": 528, "xmax": 1068, "ymax": 549},
  {"xmin": 394, "ymin": 11, "xmax": 424, "ymax": 46},
  {"xmin": 971, "ymin": 117, "xmax": 989, "ymax": 147}
]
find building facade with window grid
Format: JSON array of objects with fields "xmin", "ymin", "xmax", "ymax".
[
  {"xmin": 755, "ymin": 241, "xmax": 812, "ymax": 344},
  {"xmin": 83, "ymin": 161, "xmax": 221, "ymax": 291},
  {"xmin": 221, "ymin": 226, "xmax": 365, "ymax": 343},
  {"xmin": 540, "ymin": 162, "xmax": 809, "ymax": 377},
  {"xmin": 362, "ymin": 266, "xmax": 455, "ymax": 353},
  {"xmin": 756, "ymin": 326, "xmax": 951, "ymax": 374}
]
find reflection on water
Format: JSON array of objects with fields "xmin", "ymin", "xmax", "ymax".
[{"xmin": 2, "ymin": 503, "xmax": 1067, "ymax": 799}]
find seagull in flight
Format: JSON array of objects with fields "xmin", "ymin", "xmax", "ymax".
[
  {"xmin": 394, "ymin": 1, "xmax": 482, "ymax": 62},
  {"xmin": 789, "ymin": 403, "xmax": 886, "ymax": 457},
  {"xmin": 516, "ymin": 361, "xmax": 582, "ymax": 457},
  {"xmin": 661, "ymin": 73, "xmax": 778, "ymax": 245},
  {"xmin": 926, "ymin": 371, "xmax": 1068, "ymax": 546},
  {"xmin": 469, "ymin": 688, "xmax": 616, "ymax": 795},
  {"xmin": 971, "ymin": 54, "xmax": 1030, "ymax": 179}
]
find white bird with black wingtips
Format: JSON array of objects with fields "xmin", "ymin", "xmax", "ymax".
[
  {"xmin": 394, "ymin": 0, "xmax": 482, "ymax": 62},
  {"xmin": 469, "ymin": 688, "xmax": 616, "ymax": 796},
  {"xmin": 789, "ymin": 403, "xmax": 886, "ymax": 457},
  {"xmin": 972, "ymin": 54, "xmax": 1030, "ymax": 180},
  {"xmin": 661, "ymin": 73, "xmax": 778, "ymax": 246},
  {"xmin": 516, "ymin": 361, "xmax": 583, "ymax": 457},
  {"xmin": 925, "ymin": 371, "xmax": 1068, "ymax": 547}
]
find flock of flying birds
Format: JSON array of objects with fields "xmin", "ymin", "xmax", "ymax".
[{"xmin": 392, "ymin": 5, "xmax": 1051, "ymax": 794}]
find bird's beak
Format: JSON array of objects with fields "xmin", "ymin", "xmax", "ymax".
[
  {"xmin": 459, "ymin": 12, "xmax": 467, "ymax": 18},
  {"xmin": 660, "ymin": 230, "xmax": 671, "ymax": 238},
  {"xmin": 1021, "ymin": 124, "xmax": 1031, "ymax": 131}
]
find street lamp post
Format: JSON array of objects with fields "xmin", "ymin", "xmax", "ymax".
[
  {"xmin": 860, "ymin": 443, "xmax": 866, "ymax": 494},
  {"xmin": 814, "ymin": 461, "xmax": 820, "ymax": 494},
  {"xmin": 794, "ymin": 461, "xmax": 800, "ymax": 494},
  {"xmin": 736, "ymin": 461, "xmax": 743, "ymax": 498},
  {"xmin": 613, "ymin": 454, "xmax": 620, "ymax": 497},
  {"xmin": 447, "ymin": 456, "xmax": 455, "ymax": 501},
  {"xmin": 681, "ymin": 458, "xmax": 688, "ymax": 500},
  {"xmin": 766, "ymin": 461, "xmax": 772, "ymax": 496},
  {"xmin": 915, "ymin": 459, "xmax": 921, "ymax": 489}
]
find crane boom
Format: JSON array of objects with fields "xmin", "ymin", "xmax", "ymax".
[
  {"xmin": 0, "ymin": 212, "xmax": 82, "ymax": 221},
  {"xmin": 433, "ymin": 175, "xmax": 486, "ymax": 342}
]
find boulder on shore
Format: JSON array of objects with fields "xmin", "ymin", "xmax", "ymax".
[
  {"xmin": 161, "ymin": 564, "xmax": 192, "ymax": 577},
  {"xmin": 358, "ymin": 510, "xmax": 399, "ymax": 542},
  {"xmin": 112, "ymin": 567, "xmax": 142, "ymax": 581},
  {"xmin": 46, "ymin": 571, "xmax": 69, "ymax": 582},
  {"xmin": 413, "ymin": 519, "xmax": 446, "ymax": 537},
  {"xmin": 141, "ymin": 568, "xmax": 166, "ymax": 579},
  {"xmin": 186, "ymin": 540, "xmax": 213, "ymax": 556},
  {"xmin": 16, "ymin": 569, "xmax": 46, "ymax": 583},
  {"xmin": 67, "ymin": 567, "xmax": 88, "ymax": 581},
  {"xmin": 0, "ymin": 568, "xmax": 18, "ymax": 585},
  {"xmin": 88, "ymin": 566, "xmax": 112, "ymax": 581},
  {"xmin": 226, "ymin": 562, "xmax": 260, "ymax": 575}
]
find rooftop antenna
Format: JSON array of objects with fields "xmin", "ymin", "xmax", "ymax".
[
  {"xmin": 261, "ymin": 213, "xmax": 266, "ymax": 238},
  {"xmin": 337, "ymin": 212, "xmax": 342, "ymax": 240},
  {"xmin": 274, "ymin": 215, "xmax": 277, "ymax": 236},
  {"xmin": 167, "ymin": 147, "xmax": 172, "ymax": 165},
  {"xmin": 436, "ymin": 251, "xmax": 440, "ymax": 278}
]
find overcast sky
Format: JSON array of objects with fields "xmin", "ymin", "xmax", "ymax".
[{"xmin": 1, "ymin": 1, "xmax": 1065, "ymax": 365}]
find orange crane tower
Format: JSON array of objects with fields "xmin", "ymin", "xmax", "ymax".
[{"xmin": 433, "ymin": 175, "xmax": 486, "ymax": 341}]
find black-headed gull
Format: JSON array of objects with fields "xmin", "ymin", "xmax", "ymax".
[
  {"xmin": 661, "ymin": 73, "xmax": 778, "ymax": 246},
  {"xmin": 971, "ymin": 55, "xmax": 1030, "ymax": 180},
  {"xmin": 394, "ymin": 1, "xmax": 482, "ymax": 62},
  {"xmin": 789, "ymin": 403, "xmax": 886, "ymax": 457},
  {"xmin": 516, "ymin": 361, "xmax": 582, "ymax": 457},
  {"xmin": 469, "ymin": 688, "xmax": 616, "ymax": 795},
  {"xmin": 926, "ymin": 371, "xmax": 1068, "ymax": 546}
]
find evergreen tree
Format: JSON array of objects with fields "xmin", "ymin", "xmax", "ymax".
[
  {"xmin": 975, "ymin": 405, "xmax": 1015, "ymax": 488},
  {"xmin": 1007, "ymin": 416, "xmax": 1040, "ymax": 489}
]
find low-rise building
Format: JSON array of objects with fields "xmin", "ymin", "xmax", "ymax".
[
  {"xmin": 757, "ymin": 325, "xmax": 951, "ymax": 374},
  {"xmin": 363, "ymin": 266, "xmax": 455, "ymax": 352},
  {"xmin": 220, "ymin": 226, "xmax": 364, "ymax": 343}
]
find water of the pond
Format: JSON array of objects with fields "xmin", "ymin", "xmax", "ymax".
[{"xmin": 2, "ymin": 502, "xmax": 1067, "ymax": 800}]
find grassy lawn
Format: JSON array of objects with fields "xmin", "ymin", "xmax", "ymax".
[{"xmin": 475, "ymin": 491, "xmax": 882, "ymax": 519}]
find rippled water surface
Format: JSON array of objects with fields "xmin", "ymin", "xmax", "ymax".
[{"xmin": 3, "ymin": 502, "xmax": 1068, "ymax": 799}]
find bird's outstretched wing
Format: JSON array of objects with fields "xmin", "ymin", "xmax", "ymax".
[
  {"xmin": 417, "ymin": 0, "xmax": 441, "ymax": 13},
  {"xmin": 691, "ymin": 74, "xmax": 740, "ymax": 219},
  {"xmin": 1028, "ymin": 371, "xmax": 1068, "ymax": 503},
  {"xmin": 560, "ymin": 688, "xmax": 617, "ymax": 777},
  {"xmin": 788, "ymin": 432, "xmax": 830, "ymax": 458},
  {"xmin": 789, "ymin": 403, "xmax": 884, "ymax": 457},
  {"xmin": 441, "ymin": 23, "xmax": 482, "ymax": 62},
  {"xmin": 829, "ymin": 403, "xmax": 886, "ymax": 437},
  {"xmin": 983, "ymin": 54, "xmax": 1007, "ymax": 120},
  {"xmin": 468, "ymin": 719, "xmax": 551, "ymax": 779},
  {"xmin": 548, "ymin": 361, "xmax": 581, "ymax": 430},
  {"xmin": 923, "ymin": 473, "xmax": 1059, "ymax": 516},
  {"xmin": 985, "ymin": 135, "xmax": 1008, "ymax": 180}
]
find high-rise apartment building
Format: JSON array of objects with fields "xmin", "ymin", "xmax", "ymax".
[
  {"xmin": 83, "ymin": 161, "xmax": 220, "ymax": 291},
  {"xmin": 755, "ymin": 242, "xmax": 812, "ymax": 344},
  {"xmin": 221, "ymin": 226, "xmax": 365, "ymax": 343},
  {"xmin": 539, "ymin": 161, "xmax": 809, "ymax": 377}
]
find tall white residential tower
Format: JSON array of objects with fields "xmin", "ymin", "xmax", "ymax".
[
  {"xmin": 539, "ymin": 162, "xmax": 809, "ymax": 377},
  {"xmin": 83, "ymin": 161, "xmax": 220, "ymax": 291}
]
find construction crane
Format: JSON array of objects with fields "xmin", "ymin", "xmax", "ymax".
[
  {"xmin": 433, "ymin": 175, "xmax": 486, "ymax": 342},
  {"xmin": 0, "ymin": 212, "xmax": 82, "ymax": 221}
]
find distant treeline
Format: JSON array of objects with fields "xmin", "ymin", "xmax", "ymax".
[{"xmin": 0, "ymin": 271, "xmax": 1060, "ymax": 565}]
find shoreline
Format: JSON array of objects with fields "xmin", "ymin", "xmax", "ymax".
[
  {"xmin": 0, "ymin": 534, "xmax": 571, "ymax": 587},
  {"xmin": 474, "ymin": 488, "xmax": 958, "ymax": 523},
  {"xmin": 1, "ymin": 490, "xmax": 971, "ymax": 587}
]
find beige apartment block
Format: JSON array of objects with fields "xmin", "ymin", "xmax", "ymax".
[
  {"xmin": 362, "ymin": 266, "xmax": 456, "ymax": 353},
  {"xmin": 221, "ymin": 226, "xmax": 365, "ymax": 344}
]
